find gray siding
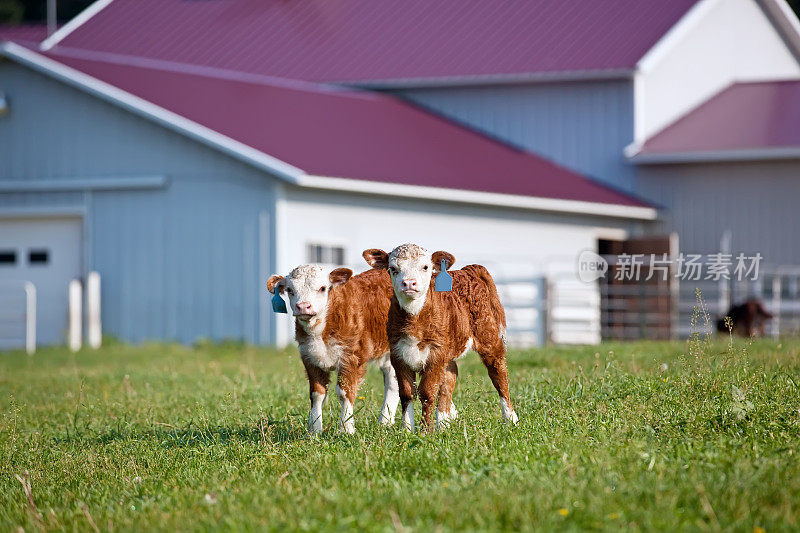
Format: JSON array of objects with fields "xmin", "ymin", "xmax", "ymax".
[
  {"xmin": 394, "ymin": 79, "xmax": 636, "ymax": 192},
  {"xmin": 0, "ymin": 62, "xmax": 278, "ymax": 344},
  {"xmin": 636, "ymin": 161, "xmax": 800, "ymax": 265}
]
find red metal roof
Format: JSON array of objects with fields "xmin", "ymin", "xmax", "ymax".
[
  {"xmin": 52, "ymin": 0, "xmax": 698, "ymax": 84},
  {"xmin": 0, "ymin": 24, "xmax": 48, "ymax": 46},
  {"xmin": 45, "ymin": 51, "xmax": 649, "ymax": 207},
  {"xmin": 639, "ymin": 81, "xmax": 800, "ymax": 155}
]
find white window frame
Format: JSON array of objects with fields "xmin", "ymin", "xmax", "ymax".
[{"xmin": 306, "ymin": 242, "xmax": 346, "ymax": 266}]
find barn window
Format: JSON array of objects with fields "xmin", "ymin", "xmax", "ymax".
[
  {"xmin": 28, "ymin": 249, "xmax": 49, "ymax": 265},
  {"xmin": 0, "ymin": 250, "xmax": 16, "ymax": 265},
  {"xmin": 306, "ymin": 243, "xmax": 346, "ymax": 265}
]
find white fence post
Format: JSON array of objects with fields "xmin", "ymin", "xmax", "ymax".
[
  {"xmin": 538, "ymin": 276, "xmax": 549, "ymax": 345},
  {"xmin": 87, "ymin": 271, "xmax": 102, "ymax": 349},
  {"xmin": 24, "ymin": 282, "xmax": 36, "ymax": 355},
  {"xmin": 69, "ymin": 279, "xmax": 82, "ymax": 352},
  {"xmin": 772, "ymin": 276, "xmax": 782, "ymax": 339}
]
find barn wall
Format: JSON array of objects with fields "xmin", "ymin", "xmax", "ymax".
[
  {"xmin": 0, "ymin": 61, "xmax": 278, "ymax": 345},
  {"xmin": 277, "ymin": 187, "xmax": 643, "ymax": 345},
  {"xmin": 636, "ymin": 161, "xmax": 800, "ymax": 265},
  {"xmin": 281, "ymin": 188, "xmax": 636, "ymax": 268},
  {"xmin": 393, "ymin": 79, "xmax": 636, "ymax": 192}
]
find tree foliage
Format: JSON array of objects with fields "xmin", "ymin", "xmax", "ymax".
[
  {"xmin": 1, "ymin": 0, "xmax": 94, "ymax": 24},
  {"xmin": 0, "ymin": 0, "xmax": 24, "ymax": 25}
]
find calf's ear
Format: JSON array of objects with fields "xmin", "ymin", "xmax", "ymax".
[
  {"xmin": 432, "ymin": 251, "xmax": 456, "ymax": 272},
  {"xmin": 362, "ymin": 249, "xmax": 389, "ymax": 269},
  {"xmin": 329, "ymin": 267, "xmax": 353, "ymax": 286},
  {"xmin": 266, "ymin": 275, "xmax": 285, "ymax": 294}
]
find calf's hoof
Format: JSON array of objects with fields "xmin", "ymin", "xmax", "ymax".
[{"xmin": 501, "ymin": 399, "xmax": 518, "ymax": 425}]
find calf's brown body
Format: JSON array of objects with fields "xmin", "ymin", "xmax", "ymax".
[
  {"xmin": 268, "ymin": 266, "xmax": 396, "ymax": 433},
  {"xmin": 297, "ymin": 268, "xmax": 394, "ymax": 404},
  {"xmin": 365, "ymin": 245, "xmax": 515, "ymax": 431}
]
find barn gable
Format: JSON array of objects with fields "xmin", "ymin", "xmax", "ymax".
[{"xmin": 632, "ymin": 0, "xmax": 800, "ymax": 146}]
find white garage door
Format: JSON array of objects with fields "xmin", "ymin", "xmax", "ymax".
[{"xmin": 0, "ymin": 217, "xmax": 82, "ymax": 348}]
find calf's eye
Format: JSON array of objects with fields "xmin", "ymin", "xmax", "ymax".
[
  {"xmin": 319, "ymin": 286, "xmax": 326, "ymax": 292},
  {"xmin": 423, "ymin": 265, "xmax": 429, "ymax": 271}
]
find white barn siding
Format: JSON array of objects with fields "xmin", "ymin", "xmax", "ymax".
[
  {"xmin": 636, "ymin": 0, "xmax": 800, "ymax": 142},
  {"xmin": 277, "ymin": 187, "xmax": 641, "ymax": 345}
]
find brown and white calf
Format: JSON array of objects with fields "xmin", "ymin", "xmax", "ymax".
[
  {"xmin": 363, "ymin": 244, "xmax": 518, "ymax": 431},
  {"xmin": 266, "ymin": 265, "xmax": 397, "ymax": 434}
]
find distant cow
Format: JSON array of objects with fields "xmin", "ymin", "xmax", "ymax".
[
  {"xmin": 716, "ymin": 299, "xmax": 773, "ymax": 337},
  {"xmin": 364, "ymin": 244, "xmax": 517, "ymax": 431},
  {"xmin": 267, "ymin": 265, "xmax": 397, "ymax": 434}
]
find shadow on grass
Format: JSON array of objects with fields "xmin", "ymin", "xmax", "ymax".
[{"xmin": 54, "ymin": 417, "xmax": 316, "ymax": 447}]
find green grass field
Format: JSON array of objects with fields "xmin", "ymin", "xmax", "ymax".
[{"xmin": 1, "ymin": 336, "xmax": 799, "ymax": 531}]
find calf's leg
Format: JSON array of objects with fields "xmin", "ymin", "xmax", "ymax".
[
  {"xmin": 336, "ymin": 362, "xmax": 367, "ymax": 435},
  {"xmin": 392, "ymin": 355, "xmax": 417, "ymax": 432},
  {"xmin": 476, "ymin": 342, "xmax": 518, "ymax": 424},
  {"xmin": 418, "ymin": 362, "xmax": 447, "ymax": 432},
  {"xmin": 436, "ymin": 360, "xmax": 459, "ymax": 429},
  {"xmin": 379, "ymin": 353, "xmax": 400, "ymax": 425},
  {"xmin": 302, "ymin": 359, "xmax": 330, "ymax": 435}
]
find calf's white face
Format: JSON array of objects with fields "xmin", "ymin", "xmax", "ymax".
[
  {"xmin": 388, "ymin": 244, "xmax": 433, "ymax": 310},
  {"xmin": 362, "ymin": 244, "xmax": 455, "ymax": 315},
  {"xmin": 267, "ymin": 265, "xmax": 352, "ymax": 321}
]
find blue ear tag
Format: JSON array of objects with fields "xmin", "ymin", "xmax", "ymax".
[
  {"xmin": 271, "ymin": 291, "xmax": 287, "ymax": 313},
  {"xmin": 434, "ymin": 259, "xmax": 452, "ymax": 292}
]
